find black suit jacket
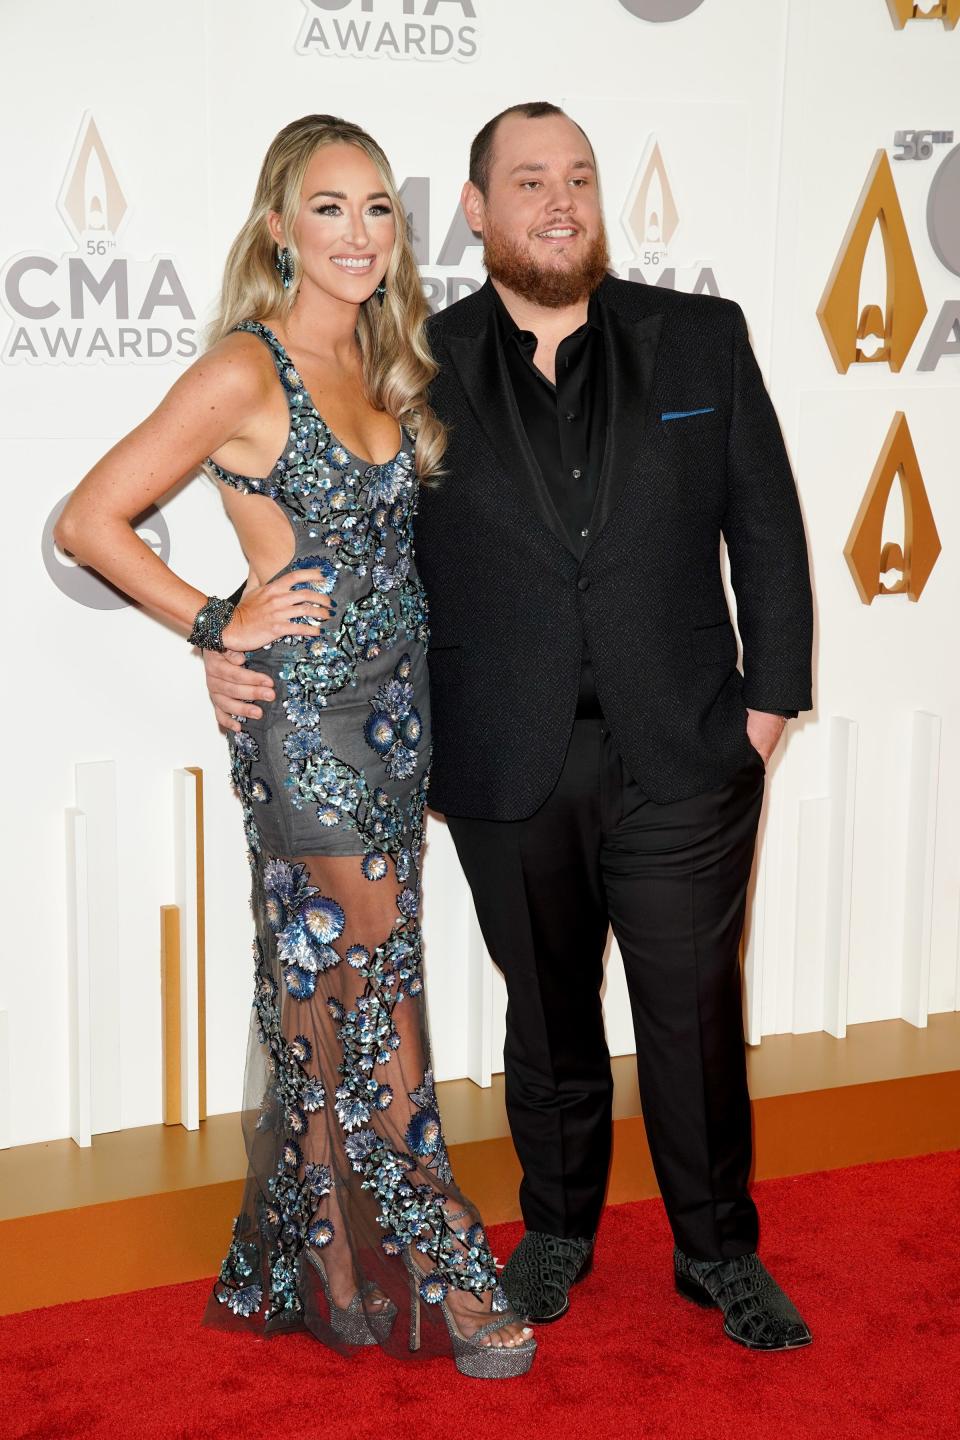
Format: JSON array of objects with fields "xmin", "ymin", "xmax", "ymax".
[{"xmin": 416, "ymin": 276, "xmax": 813, "ymax": 820}]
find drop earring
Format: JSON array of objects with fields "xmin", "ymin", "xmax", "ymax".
[
  {"xmin": 375, "ymin": 280, "xmax": 387, "ymax": 304},
  {"xmin": 275, "ymin": 246, "xmax": 293, "ymax": 290}
]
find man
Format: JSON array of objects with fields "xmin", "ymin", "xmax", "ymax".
[{"xmin": 205, "ymin": 103, "xmax": 814, "ymax": 1351}]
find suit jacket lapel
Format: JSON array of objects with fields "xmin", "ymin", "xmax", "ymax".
[
  {"xmin": 443, "ymin": 287, "xmax": 574, "ymax": 555},
  {"xmin": 586, "ymin": 295, "xmax": 664, "ymax": 550}
]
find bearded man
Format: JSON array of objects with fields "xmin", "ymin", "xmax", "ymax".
[{"xmin": 204, "ymin": 102, "xmax": 814, "ymax": 1351}]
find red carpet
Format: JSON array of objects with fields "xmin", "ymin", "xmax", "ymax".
[{"xmin": 3, "ymin": 1151, "xmax": 959, "ymax": 1440}]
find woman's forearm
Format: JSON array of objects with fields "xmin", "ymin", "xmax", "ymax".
[{"xmin": 54, "ymin": 343, "xmax": 268, "ymax": 632}]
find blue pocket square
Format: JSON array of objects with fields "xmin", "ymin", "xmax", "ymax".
[{"xmin": 661, "ymin": 407, "xmax": 716, "ymax": 422}]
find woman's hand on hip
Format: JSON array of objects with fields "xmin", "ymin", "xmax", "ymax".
[{"xmin": 220, "ymin": 569, "xmax": 336, "ymax": 652}]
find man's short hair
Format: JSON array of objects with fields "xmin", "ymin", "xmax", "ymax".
[{"xmin": 469, "ymin": 101, "xmax": 593, "ymax": 196}]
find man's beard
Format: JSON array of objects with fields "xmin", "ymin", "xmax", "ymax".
[{"xmin": 483, "ymin": 221, "xmax": 610, "ymax": 309}]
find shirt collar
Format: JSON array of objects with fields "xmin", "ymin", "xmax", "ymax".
[{"xmin": 492, "ymin": 283, "xmax": 603, "ymax": 351}]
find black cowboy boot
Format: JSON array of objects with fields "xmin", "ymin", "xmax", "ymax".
[
  {"xmin": 501, "ymin": 1232, "xmax": 594, "ymax": 1323},
  {"xmin": 674, "ymin": 1248, "xmax": 812, "ymax": 1351}
]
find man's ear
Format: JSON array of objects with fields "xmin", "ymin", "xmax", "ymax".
[
  {"xmin": 460, "ymin": 181, "xmax": 484, "ymax": 238},
  {"xmin": 267, "ymin": 210, "xmax": 285, "ymax": 248}
]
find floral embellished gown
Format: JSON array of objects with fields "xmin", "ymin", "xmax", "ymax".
[{"xmin": 202, "ymin": 322, "xmax": 499, "ymax": 1356}]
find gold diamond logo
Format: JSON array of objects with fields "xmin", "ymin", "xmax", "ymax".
[
  {"xmin": 845, "ymin": 412, "xmax": 941, "ymax": 604},
  {"xmin": 57, "ymin": 113, "xmax": 127, "ymax": 244},
  {"xmin": 886, "ymin": 0, "xmax": 959, "ymax": 29},
  {"xmin": 624, "ymin": 141, "xmax": 680, "ymax": 252},
  {"xmin": 818, "ymin": 150, "xmax": 926, "ymax": 374}
]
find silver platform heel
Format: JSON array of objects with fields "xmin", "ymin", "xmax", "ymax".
[
  {"xmin": 304, "ymin": 1247, "xmax": 397, "ymax": 1345},
  {"xmin": 403, "ymin": 1248, "xmax": 536, "ymax": 1379}
]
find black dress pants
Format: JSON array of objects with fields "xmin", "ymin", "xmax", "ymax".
[{"xmin": 446, "ymin": 718, "xmax": 765, "ymax": 1262}]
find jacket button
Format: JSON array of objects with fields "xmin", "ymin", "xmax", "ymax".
[{"xmin": 577, "ymin": 576, "xmax": 590, "ymax": 592}]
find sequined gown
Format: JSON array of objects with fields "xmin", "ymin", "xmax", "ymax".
[{"xmin": 202, "ymin": 322, "xmax": 499, "ymax": 1357}]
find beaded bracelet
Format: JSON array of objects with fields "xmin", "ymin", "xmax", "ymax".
[{"xmin": 188, "ymin": 595, "xmax": 236, "ymax": 652}]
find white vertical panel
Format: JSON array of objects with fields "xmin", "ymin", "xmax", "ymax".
[
  {"xmin": 901, "ymin": 713, "xmax": 942, "ymax": 1030},
  {"xmin": 65, "ymin": 807, "xmax": 92, "ymax": 1149},
  {"xmin": 823, "ymin": 718, "xmax": 858, "ymax": 1040},
  {"xmin": 74, "ymin": 760, "xmax": 121, "ymax": 1134},
  {"xmin": 793, "ymin": 796, "xmax": 830, "ymax": 1033},
  {"xmin": 0, "ymin": 1010, "xmax": 10, "ymax": 1150},
  {"xmin": 420, "ymin": 816, "xmax": 472, "ymax": 1085},
  {"xmin": 602, "ymin": 939, "xmax": 636, "ymax": 1058},
  {"xmin": 173, "ymin": 768, "xmax": 201, "ymax": 1130},
  {"xmin": 465, "ymin": 910, "xmax": 494, "ymax": 1089}
]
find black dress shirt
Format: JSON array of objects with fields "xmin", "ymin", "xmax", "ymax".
[
  {"xmin": 494, "ymin": 289, "xmax": 607, "ymax": 554},
  {"xmin": 494, "ymin": 289, "xmax": 607, "ymax": 717}
]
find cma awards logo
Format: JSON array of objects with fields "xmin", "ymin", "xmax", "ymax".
[
  {"xmin": 1, "ymin": 114, "xmax": 198, "ymax": 365},
  {"xmin": 818, "ymin": 144, "xmax": 960, "ymax": 373},
  {"xmin": 297, "ymin": 0, "xmax": 479, "ymax": 62},
  {"xmin": 620, "ymin": 137, "xmax": 719, "ymax": 295},
  {"xmin": 42, "ymin": 493, "xmax": 170, "ymax": 610},
  {"xmin": 885, "ymin": 0, "xmax": 958, "ymax": 27}
]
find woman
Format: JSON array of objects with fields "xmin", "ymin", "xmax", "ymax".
[{"xmin": 55, "ymin": 114, "xmax": 535, "ymax": 1378}]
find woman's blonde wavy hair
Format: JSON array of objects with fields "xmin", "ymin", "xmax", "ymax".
[{"xmin": 208, "ymin": 114, "xmax": 445, "ymax": 481}]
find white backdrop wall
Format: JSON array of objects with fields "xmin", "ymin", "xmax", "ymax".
[{"xmin": 1, "ymin": 0, "xmax": 958, "ymax": 1148}]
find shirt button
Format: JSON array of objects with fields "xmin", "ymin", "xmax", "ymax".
[
  {"xmin": 577, "ymin": 576, "xmax": 590, "ymax": 592},
  {"xmin": 581, "ymin": 528, "xmax": 589, "ymax": 538},
  {"xmin": 572, "ymin": 468, "xmax": 582, "ymax": 479},
  {"xmin": 566, "ymin": 412, "xmax": 576, "ymax": 422}
]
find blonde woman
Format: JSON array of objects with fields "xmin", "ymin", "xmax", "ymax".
[{"xmin": 55, "ymin": 115, "xmax": 535, "ymax": 1378}]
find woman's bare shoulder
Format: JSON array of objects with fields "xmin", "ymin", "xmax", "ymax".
[
  {"xmin": 185, "ymin": 330, "xmax": 278, "ymax": 405},
  {"xmin": 151, "ymin": 331, "xmax": 277, "ymax": 438}
]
